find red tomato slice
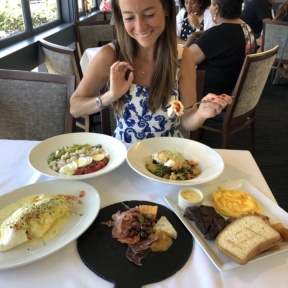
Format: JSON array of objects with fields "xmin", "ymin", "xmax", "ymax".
[
  {"xmin": 85, "ymin": 168, "xmax": 95, "ymax": 174},
  {"xmin": 92, "ymin": 162, "xmax": 105, "ymax": 172},
  {"xmin": 87, "ymin": 162, "xmax": 98, "ymax": 168},
  {"xmin": 102, "ymin": 157, "xmax": 109, "ymax": 165},
  {"xmin": 75, "ymin": 157, "xmax": 110, "ymax": 175},
  {"xmin": 74, "ymin": 168, "xmax": 84, "ymax": 175}
]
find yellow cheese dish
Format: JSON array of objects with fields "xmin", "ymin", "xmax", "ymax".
[
  {"xmin": 0, "ymin": 194, "xmax": 76, "ymax": 251},
  {"xmin": 211, "ymin": 186, "xmax": 262, "ymax": 218}
]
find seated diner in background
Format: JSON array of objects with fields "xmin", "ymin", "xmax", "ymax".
[
  {"xmin": 188, "ymin": 0, "xmax": 256, "ymax": 97},
  {"xmin": 241, "ymin": 0, "xmax": 276, "ymax": 52},
  {"xmin": 176, "ymin": 0, "xmax": 213, "ymax": 45},
  {"xmin": 70, "ymin": 0, "xmax": 232, "ymax": 144}
]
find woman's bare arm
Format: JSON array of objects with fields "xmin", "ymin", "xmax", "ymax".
[
  {"xmin": 188, "ymin": 43, "xmax": 206, "ymax": 65},
  {"xmin": 179, "ymin": 47, "xmax": 232, "ymax": 131},
  {"xmin": 70, "ymin": 45, "xmax": 134, "ymax": 118}
]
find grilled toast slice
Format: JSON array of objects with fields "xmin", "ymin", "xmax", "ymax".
[{"xmin": 216, "ymin": 214, "xmax": 282, "ymax": 264}]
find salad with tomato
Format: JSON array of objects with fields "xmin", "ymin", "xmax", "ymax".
[{"xmin": 48, "ymin": 144, "xmax": 109, "ymax": 175}]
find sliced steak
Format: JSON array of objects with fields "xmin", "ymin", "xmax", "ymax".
[{"xmin": 184, "ymin": 205, "xmax": 228, "ymax": 240}]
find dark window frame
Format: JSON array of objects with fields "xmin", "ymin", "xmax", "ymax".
[
  {"xmin": 0, "ymin": 0, "xmax": 104, "ymax": 70},
  {"xmin": 0, "ymin": 0, "xmax": 62, "ymax": 49}
]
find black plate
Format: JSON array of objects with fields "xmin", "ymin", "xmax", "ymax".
[{"xmin": 77, "ymin": 200, "xmax": 193, "ymax": 288}]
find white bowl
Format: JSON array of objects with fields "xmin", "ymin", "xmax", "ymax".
[
  {"xmin": 126, "ymin": 137, "xmax": 224, "ymax": 186},
  {"xmin": 178, "ymin": 187, "xmax": 203, "ymax": 210},
  {"xmin": 28, "ymin": 132, "xmax": 127, "ymax": 180}
]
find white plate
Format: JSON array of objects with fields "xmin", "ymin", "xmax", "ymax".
[
  {"xmin": 165, "ymin": 179, "xmax": 288, "ymax": 270},
  {"xmin": 0, "ymin": 180, "xmax": 100, "ymax": 270},
  {"xmin": 126, "ymin": 137, "xmax": 224, "ymax": 186},
  {"xmin": 28, "ymin": 132, "xmax": 127, "ymax": 180}
]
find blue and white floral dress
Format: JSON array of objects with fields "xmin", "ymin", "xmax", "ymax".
[{"xmin": 112, "ymin": 45, "xmax": 184, "ymax": 144}]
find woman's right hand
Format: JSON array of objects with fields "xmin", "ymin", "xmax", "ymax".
[
  {"xmin": 109, "ymin": 61, "xmax": 134, "ymax": 101},
  {"xmin": 188, "ymin": 13, "xmax": 201, "ymax": 29},
  {"xmin": 197, "ymin": 93, "xmax": 233, "ymax": 119}
]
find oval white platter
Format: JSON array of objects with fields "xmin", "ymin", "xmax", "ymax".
[{"xmin": 0, "ymin": 180, "xmax": 100, "ymax": 270}]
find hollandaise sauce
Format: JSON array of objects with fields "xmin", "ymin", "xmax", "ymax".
[{"xmin": 181, "ymin": 188, "xmax": 201, "ymax": 202}]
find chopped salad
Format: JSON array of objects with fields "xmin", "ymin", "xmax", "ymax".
[
  {"xmin": 145, "ymin": 149, "xmax": 200, "ymax": 180},
  {"xmin": 48, "ymin": 144, "xmax": 109, "ymax": 175}
]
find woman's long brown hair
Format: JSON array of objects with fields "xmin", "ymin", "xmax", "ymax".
[{"xmin": 111, "ymin": 0, "xmax": 177, "ymax": 114}]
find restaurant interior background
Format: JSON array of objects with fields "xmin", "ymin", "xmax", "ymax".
[
  {"xmin": 0, "ymin": 0, "xmax": 286, "ymax": 71},
  {"xmin": 0, "ymin": 0, "xmax": 287, "ymax": 213}
]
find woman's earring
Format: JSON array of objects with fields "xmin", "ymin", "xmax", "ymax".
[{"xmin": 213, "ymin": 13, "xmax": 217, "ymax": 24}]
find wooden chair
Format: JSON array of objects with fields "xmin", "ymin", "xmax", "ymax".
[
  {"xmin": 262, "ymin": 19, "xmax": 288, "ymax": 81},
  {"xmin": 74, "ymin": 20, "xmax": 115, "ymax": 58},
  {"xmin": 0, "ymin": 69, "xmax": 75, "ymax": 141},
  {"xmin": 262, "ymin": 19, "xmax": 288, "ymax": 64},
  {"xmin": 195, "ymin": 45, "xmax": 279, "ymax": 154},
  {"xmin": 39, "ymin": 39, "xmax": 112, "ymax": 135},
  {"xmin": 39, "ymin": 39, "xmax": 89, "ymax": 132},
  {"xmin": 73, "ymin": 21, "xmax": 114, "ymax": 135},
  {"xmin": 39, "ymin": 39, "xmax": 83, "ymax": 86}
]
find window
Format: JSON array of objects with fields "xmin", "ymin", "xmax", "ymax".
[
  {"xmin": 0, "ymin": 0, "xmax": 61, "ymax": 48},
  {"xmin": 0, "ymin": 0, "xmax": 25, "ymax": 39},
  {"xmin": 30, "ymin": 0, "xmax": 58, "ymax": 29}
]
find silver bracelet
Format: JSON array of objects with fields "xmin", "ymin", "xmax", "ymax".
[{"xmin": 95, "ymin": 96, "xmax": 109, "ymax": 110}]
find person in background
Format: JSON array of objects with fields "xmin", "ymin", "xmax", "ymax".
[
  {"xmin": 70, "ymin": 0, "xmax": 232, "ymax": 144},
  {"xmin": 176, "ymin": 0, "xmax": 212, "ymax": 45},
  {"xmin": 84, "ymin": 0, "xmax": 92, "ymax": 15},
  {"xmin": 275, "ymin": 0, "xmax": 288, "ymax": 21},
  {"xmin": 241, "ymin": 0, "xmax": 276, "ymax": 51},
  {"xmin": 189, "ymin": 0, "xmax": 256, "ymax": 97}
]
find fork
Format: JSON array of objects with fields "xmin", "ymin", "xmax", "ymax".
[
  {"xmin": 184, "ymin": 99, "xmax": 214, "ymax": 110},
  {"xmin": 184, "ymin": 96, "xmax": 234, "ymax": 110}
]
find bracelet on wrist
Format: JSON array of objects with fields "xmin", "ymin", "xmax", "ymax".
[{"xmin": 95, "ymin": 96, "xmax": 109, "ymax": 110}]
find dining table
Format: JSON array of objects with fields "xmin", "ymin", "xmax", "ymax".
[
  {"xmin": 0, "ymin": 138, "xmax": 288, "ymax": 288},
  {"xmin": 80, "ymin": 47, "xmax": 101, "ymax": 74}
]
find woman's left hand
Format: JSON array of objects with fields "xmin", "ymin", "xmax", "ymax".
[{"xmin": 197, "ymin": 93, "xmax": 233, "ymax": 119}]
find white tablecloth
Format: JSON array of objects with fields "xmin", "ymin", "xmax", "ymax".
[
  {"xmin": 0, "ymin": 139, "xmax": 287, "ymax": 288},
  {"xmin": 80, "ymin": 47, "xmax": 101, "ymax": 74}
]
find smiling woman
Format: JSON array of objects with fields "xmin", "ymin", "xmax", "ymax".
[{"xmin": 70, "ymin": 0, "xmax": 233, "ymax": 145}]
